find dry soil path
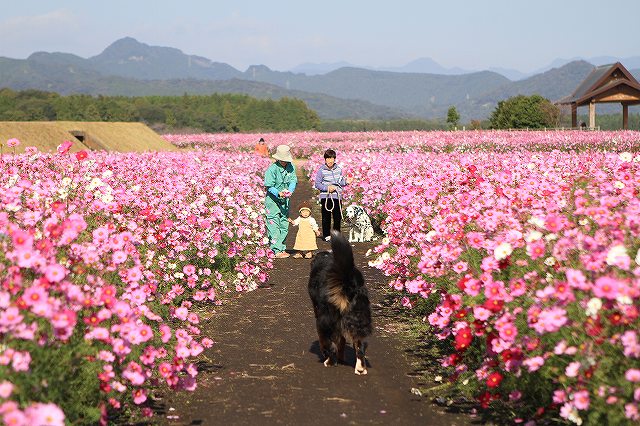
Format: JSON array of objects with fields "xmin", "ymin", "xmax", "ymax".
[{"xmin": 160, "ymin": 162, "xmax": 472, "ymax": 425}]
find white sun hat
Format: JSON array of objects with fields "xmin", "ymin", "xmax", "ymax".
[{"xmin": 272, "ymin": 144, "xmax": 294, "ymax": 162}]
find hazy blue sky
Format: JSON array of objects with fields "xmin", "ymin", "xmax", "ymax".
[{"xmin": 1, "ymin": 0, "xmax": 639, "ymax": 72}]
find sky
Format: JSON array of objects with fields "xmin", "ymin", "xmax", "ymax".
[{"xmin": 1, "ymin": 0, "xmax": 639, "ymax": 73}]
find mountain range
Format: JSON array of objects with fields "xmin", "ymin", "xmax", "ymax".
[{"xmin": 1, "ymin": 37, "xmax": 638, "ymax": 121}]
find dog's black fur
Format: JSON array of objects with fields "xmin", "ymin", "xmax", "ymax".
[{"xmin": 308, "ymin": 230, "xmax": 372, "ymax": 374}]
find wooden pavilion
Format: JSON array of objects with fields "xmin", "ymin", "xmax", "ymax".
[{"xmin": 557, "ymin": 62, "xmax": 640, "ymax": 129}]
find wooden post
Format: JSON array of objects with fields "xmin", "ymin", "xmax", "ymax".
[
  {"xmin": 622, "ymin": 103, "xmax": 629, "ymax": 130},
  {"xmin": 571, "ymin": 104, "xmax": 577, "ymax": 128},
  {"xmin": 589, "ymin": 102, "xmax": 596, "ymax": 129}
]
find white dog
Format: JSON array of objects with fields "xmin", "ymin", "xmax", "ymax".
[{"xmin": 344, "ymin": 205, "xmax": 375, "ymax": 243}]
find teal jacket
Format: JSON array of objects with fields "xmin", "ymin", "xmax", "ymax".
[{"xmin": 264, "ymin": 162, "xmax": 297, "ymax": 205}]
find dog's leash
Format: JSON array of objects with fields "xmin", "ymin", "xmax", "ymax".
[{"xmin": 323, "ymin": 185, "xmax": 345, "ymax": 224}]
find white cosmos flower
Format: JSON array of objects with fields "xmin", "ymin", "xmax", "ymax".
[
  {"xmin": 613, "ymin": 181, "xmax": 625, "ymax": 189},
  {"xmin": 425, "ymin": 231, "xmax": 436, "ymax": 243},
  {"xmin": 586, "ymin": 297, "xmax": 602, "ymax": 317},
  {"xmin": 619, "ymin": 152, "xmax": 633, "ymax": 162},
  {"xmin": 544, "ymin": 256, "xmax": 556, "ymax": 266},
  {"xmin": 525, "ymin": 230, "xmax": 543, "ymax": 242},
  {"xmin": 528, "ymin": 216, "xmax": 545, "ymax": 228},
  {"xmin": 606, "ymin": 245, "xmax": 628, "ymax": 266},
  {"xmin": 617, "ymin": 295, "xmax": 632, "ymax": 305},
  {"xmin": 494, "ymin": 242, "xmax": 513, "ymax": 260}
]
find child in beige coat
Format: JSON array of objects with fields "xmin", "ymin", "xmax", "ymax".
[{"xmin": 288, "ymin": 201, "xmax": 320, "ymax": 258}]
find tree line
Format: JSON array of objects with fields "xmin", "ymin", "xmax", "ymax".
[
  {"xmin": 2, "ymin": 88, "xmax": 636, "ymax": 132},
  {"xmin": 0, "ymin": 88, "xmax": 320, "ymax": 132}
]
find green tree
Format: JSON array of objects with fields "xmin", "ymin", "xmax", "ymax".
[
  {"xmin": 489, "ymin": 94, "xmax": 560, "ymax": 129},
  {"xmin": 446, "ymin": 106, "xmax": 460, "ymax": 129}
]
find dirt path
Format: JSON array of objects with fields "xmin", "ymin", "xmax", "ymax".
[{"xmin": 160, "ymin": 162, "xmax": 471, "ymax": 425}]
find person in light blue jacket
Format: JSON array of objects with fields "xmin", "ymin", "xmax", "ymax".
[
  {"xmin": 314, "ymin": 149, "xmax": 352, "ymax": 241},
  {"xmin": 264, "ymin": 145, "xmax": 297, "ymax": 258}
]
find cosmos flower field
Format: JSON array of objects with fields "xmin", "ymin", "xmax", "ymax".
[{"xmin": 2, "ymin": 129, "xmax": 640, "ymax": 424}]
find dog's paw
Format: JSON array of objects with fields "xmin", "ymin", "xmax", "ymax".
[
  {"xmin": 323, "ymin": 357, "xmax": 336, "ymax": 367},
  {"xmin": 354, "ymin": 358, "xmax": 367, "ymax": 375},
  {"xmin": 354, "ymin": 368, "xmax": 368, "ymax": 375}
]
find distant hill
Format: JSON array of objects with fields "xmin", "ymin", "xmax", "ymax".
[
  {"xmin": 479, "ymin": 60, "xmax": 596, "ymax": 103},
  {"xmin": 2, "ymin": 37, "xmax": 640, "ymax": 121},
  {"xmin": 241, "ymin": 65, "xmax": 510, "ymax": 114},
  {"xmin": 87, "ymin": 37, "xmax": 242, "ymax": 80},
  {"xmin": 0, "ymin": 56, "xmax": 405, "ymax": 120},
  {"xmin": 289, "ymin": 61, "xmax": 355, "ymax": 76}
]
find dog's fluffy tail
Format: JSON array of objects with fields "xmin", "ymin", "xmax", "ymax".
[
  {"xmin": 327, "ymin": 231, "xmax": 354, "ymax": 313},
  {"xmin": 330, "ymin": 230, "xmax": 355, "ymax": 273}
]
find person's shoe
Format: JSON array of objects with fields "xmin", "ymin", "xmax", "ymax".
[
  {"xmin": 274, "ymin": 252, "xmax": 290, "ymax": 258},
  {"xmin": 293, "ymin": 252, "xmax": 303, "ymax": 258},
  {"xmin": 324, "ymin": 236, "xmax": 331, "ymax": 241}
]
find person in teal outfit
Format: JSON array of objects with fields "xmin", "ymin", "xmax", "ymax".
[{"xmin": 264, "ymin": 144, "xmax": 297, "ymax": 258}]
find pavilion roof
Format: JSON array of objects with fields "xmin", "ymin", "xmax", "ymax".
[{"xmin": 557, "ymin": 62, "xmax": 640, "ymax": 105}]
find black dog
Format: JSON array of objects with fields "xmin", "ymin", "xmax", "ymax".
[{"xmin": 308, "ymin": 230, "xmax": 372, "ymax": 374}]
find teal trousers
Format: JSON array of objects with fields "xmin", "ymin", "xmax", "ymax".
[{"xmin": 265, "ymin": 195, "xmax": 289, "ymax": 253}]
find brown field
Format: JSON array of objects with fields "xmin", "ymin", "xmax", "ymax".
[{"xmin": 0, "ymin": 121, "xmax": 177, "ymax": 154}]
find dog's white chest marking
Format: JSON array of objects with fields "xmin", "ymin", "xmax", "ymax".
[{"xmin": 355, "ymin": 358, "xmax": 367, "ymax": 375}]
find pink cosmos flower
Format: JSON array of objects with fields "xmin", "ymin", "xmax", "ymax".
[
  {"xmin": 473, "ymin": 306, "xmax": 491, "ymax": 321},
  {"xmin": 452, "ymin": 261, "xmax": 468, "ymax": 273},
  {"xmin": 626, "ymin": 369, "xmax": 640, "ymax": 382},
  {"xmin": 523, "ymin": 356, "xmax": 545, "ymax": 372},
  {"xmin": 498, "ymin": 323, "xmax": 518, "ymax": 342},
  {"xmin": 112, "ymin": 338, "xmax": 132, "ymax": 356},
  {"xmin": 176, "ymin": 344, "xmax": 191, "ymax": 359},
  {"xmin": 126, "ymin": 267, "xmax": 142, "ymax": 282},
  {"xmin": 11, "ymin": 351, "xmax": 31, "ymax": 372},
  {"xmin": 593, "ymin": 276, "xmax": 620, "ymax": 300},
  {"xmin": 526, "ymin": 239, "xmax": 546, "ymax": 259},
  {"xmin": 625, "ymin": 403, "xmax": 640, "ymax": 421},
  {"xmin": 6, "ymin": 138, "xmax": 20, "ymax": 147},
  {"xmin": 112, "ymin": 251, "xmax": 127, "ymax": 264},
  {"xmin": 11, "ymin": 229, "xmax": 32, "ymax": 249},
  {"xmin": 566, "ymin": 269, "xmax": 590, "ymax": 290},
  {"xmin": 187, "ymin": 313, "xmax": 200, "ymax": 324},
  {"xmin": 544, "ymin": 213, "xmax": 565, "ymax": 232},
  {"xmin": 565, "ymin": 361, "xmax": 581, "ymax": 377},
  {"xmin": 0, "ymin": 381, "xmax": 13, "ymax": 398},
  {"xmin": 174, "ymin": 307, "xmax": 189, "ymax": 321},
  {"xmin": 44, "ymin": 263, "xmax": 67, "ymax": 283},
  {"xmin": 15, "ymin": 249, "xmax": 38, "ymax": 268},
  {"xmin": 553, "ymin": 389, "xmax": 567, "ymax": 403},
  {"xmin": 160, "ymin": 324, "xmax": 172, "ymax": 343},
  {"xmin": 573, "ymin": 390, "xmax": 590, "ymax": 410},
  {"xmin": 57, "ymin": 140, "xmax": 73, "ymax": 154},
  {"xmin": 133, "ymin": 388, "xmax": 147, "ymax": 405},
  {"xmin": 0, "ymin": 307, "xmax": 23, "ymax": 327},
  {"xmin": 3, "ymin": 409, "xmax": 27, "ymax": 426}
]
